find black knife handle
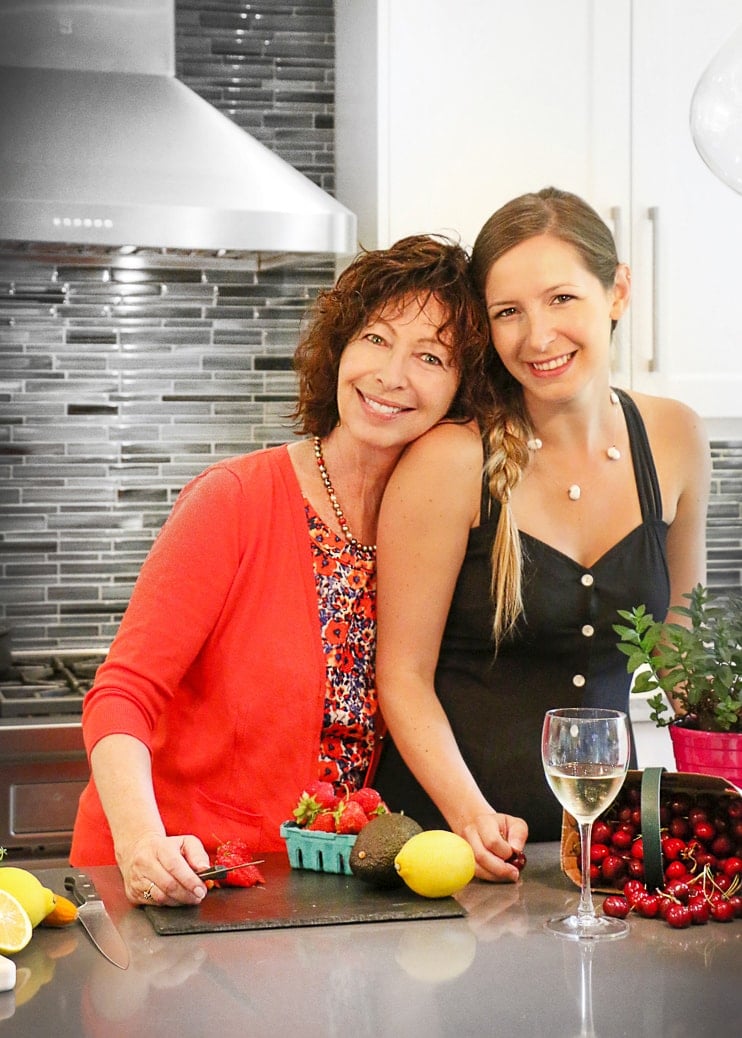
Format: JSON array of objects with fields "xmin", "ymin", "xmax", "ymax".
[{"xmin": 64, "ymin": 872, "xmax": 100, "ymax": 906}]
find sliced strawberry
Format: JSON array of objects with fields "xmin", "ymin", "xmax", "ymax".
[
  {"xmin": 212, "ymin": 838, "xmax": 265, "ymax": 888},
  {"xmin": 220, "ymin": 864, "xmax": 265, "ymax": 888}
]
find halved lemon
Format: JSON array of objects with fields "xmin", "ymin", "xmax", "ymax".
[{"xmin": 0, "ymin": 889, "xmax": 33, "ymax": 955}]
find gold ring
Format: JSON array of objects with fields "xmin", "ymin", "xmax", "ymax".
[{"xmin": 142, "ymin": 882, "xmax": 154, "ymax": 901}]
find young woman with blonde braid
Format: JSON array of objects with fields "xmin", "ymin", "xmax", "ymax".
[{"xmin": 374, "ymin": 188, "xmax": 710, "ymax": 882}]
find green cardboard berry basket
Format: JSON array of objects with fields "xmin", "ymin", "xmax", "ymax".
[
  {"xmin": 560, "ymin": 767, "xmax": 741, "ymax": 893},
  {"xmin": 279, "ymin": 821, "xmax": 357, "ymax": 875}
]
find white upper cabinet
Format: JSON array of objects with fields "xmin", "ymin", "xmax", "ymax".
[
  {"xmin": 335, "ymin": 1, "xmax": 742, "ymax": 419},
  {"xmin": 622, "ymin": 1, "xmax": 742, "ymax": 419},
  {"xmin": 335, "ymin": 0, "xmax": 605, "ymax": 250}
]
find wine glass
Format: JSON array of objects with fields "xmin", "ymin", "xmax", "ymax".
[{"xmin": 541, "ymin": 707, "xmax": 630, "ymax": 940}]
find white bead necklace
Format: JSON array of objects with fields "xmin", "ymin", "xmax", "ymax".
[
  {"xmin": 313, "ymin": 436, "xmax": 376, "ymax": 555},
  {"xmin": 527, "ymin": 390, "xmax": 622, "ymax": 502}
]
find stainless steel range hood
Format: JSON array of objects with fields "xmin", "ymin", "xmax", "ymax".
[{"xmin": 0, "ymin": 0, "xmax": 356, "ymax": 256}]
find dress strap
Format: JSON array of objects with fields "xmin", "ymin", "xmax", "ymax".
[
  {"xmin": 614, "ymin": 387, "xmax": 663, "ymax": 521},
  {"xmin": 479, "ymin": 389, "xmax": 662, "ymax": 524}
]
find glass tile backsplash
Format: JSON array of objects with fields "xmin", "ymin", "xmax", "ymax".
[{"xmin": 1, "ymin": 1, "xmax": 740, "ymax": 650}]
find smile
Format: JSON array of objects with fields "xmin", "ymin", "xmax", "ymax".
[
  {"xmin": 530, "ymin": 352, "xmax": 575, "ymax": 372},
  {"xmin": 359, "ymin": 391, "xmax": 410, "ymax": 416}
]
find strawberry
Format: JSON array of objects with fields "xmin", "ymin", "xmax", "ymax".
[
  {"xmin": 293, "ymin": 780, "xmax": 339, "ymax": 827},
  {"xmin": 214, "ymin": 838, "xmax": 265, "ymax": 888},
  {"xmin": 308, "ymin": 812, "xmax": 336, "ymax": 832},
  {"xmin": 335, "ymin": 799, "xmax": 369, "ymax": 835},
  {"xmin": 348, "ymin": 787, "xmax": 387, "ymax": 817}
]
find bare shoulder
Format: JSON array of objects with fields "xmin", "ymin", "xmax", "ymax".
[
  {"xmin": 399, "ymin": 419, "xmax": 484, "ymax": 473},
  {"xmin": 624, "ymin": 390, "xmax": 708, "ymax": 452},
  {"xmin": 624, "ymin": 390, "xmax": 710, "ymax": 498}
]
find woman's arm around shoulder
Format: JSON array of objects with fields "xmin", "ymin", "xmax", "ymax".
[{"xmin": 376, "ymin": 421, "xmax": 528, "ymax": 882}]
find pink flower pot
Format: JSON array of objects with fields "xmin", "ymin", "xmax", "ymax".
[{"xmin": 669, "ymin": 726, "xmax": 742, "ymax": 789}]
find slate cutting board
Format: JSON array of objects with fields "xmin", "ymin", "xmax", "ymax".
[{"xmin": 144, "ymin": 853, "xmax": 465, "ymax": 935}]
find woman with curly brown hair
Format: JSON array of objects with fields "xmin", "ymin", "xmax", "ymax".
[
  {"xmin": 70, "ymin": 234, "xmax": 492, "ymax": 905},
  {"xmin": 374, "ymin": 188, "xmax": 710, "ymax": 882}
]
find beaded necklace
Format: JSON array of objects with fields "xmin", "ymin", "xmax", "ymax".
[
  {"xmin": 313, "ymin": 436, "xmax": 376, "ymax": 555},
  {"xmin": 526, "ymin": 390, "xmax": 622, "ymax": 502}
]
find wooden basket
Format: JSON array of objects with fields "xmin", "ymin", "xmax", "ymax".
[{"xmin": 560, "ymin": 767, "xmax": 742, "ymax": 893}]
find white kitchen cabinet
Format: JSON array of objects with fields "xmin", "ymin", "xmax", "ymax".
[
  {"xmin": 335, "ymin": 1, "xmax": 742, "ymax": 419},
  {"xmin": 621, "ymin": 1, "xmax": 742, "ymax": 419},
  {"xmin": 335, "ymin": 0, "xmax": 611, "ymax": 251}
]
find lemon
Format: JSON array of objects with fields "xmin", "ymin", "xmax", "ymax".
[
  {"xmin": 0, "ymin": 868, "xmax": 56, "ymax": 928},
  {"xmin": 0, "ymin": 889, "xmax": 33, "ymax": 955},
  {"xmin": 394, "ymin": 830, "xmax": 476, "ymax": 898}
]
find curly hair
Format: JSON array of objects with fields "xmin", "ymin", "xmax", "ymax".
[
  {"xmin": 292, "ymin": 235, "xmax": 493, "ymax": 436},
  {"xmin": 470, "ymin": 187, "xmax": 622, "ymax": 645}
]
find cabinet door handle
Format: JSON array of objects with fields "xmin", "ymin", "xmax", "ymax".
[
  {"xmin": 609, "ymin": 205, "xmax": 625, "ymax": 262},
  {"xmin": 610, "ymin": 206, "xmax": 625, "ymax": 375},
  {"xmin": 648, "ymin": 206, "xmax": 660, "ymax": 373}
]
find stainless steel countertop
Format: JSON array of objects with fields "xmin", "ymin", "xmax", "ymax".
[{"xmin": 3, "ymin": 845, "xmax": 740, "ymax": 1036}]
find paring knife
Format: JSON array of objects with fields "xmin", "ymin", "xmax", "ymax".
[
  {"xmin": 65, "ymin": 872, "xmax": 130, "ymax": 970},
  {"xmin": 197, "ymin": 860, "xmax": 264, "ymax": 881}
]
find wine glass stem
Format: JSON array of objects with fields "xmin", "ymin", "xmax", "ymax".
[{"xmin": 577, "ymin": 820, "xmax": 597, "ymax": 922}]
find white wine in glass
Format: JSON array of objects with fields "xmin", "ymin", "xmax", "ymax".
[{"xmin": 542, "ymin": 707, "xmax": 630, "ymax": 940}]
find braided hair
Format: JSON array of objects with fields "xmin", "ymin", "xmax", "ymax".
[{"xmin": 470, "ymin": 187, "xmax": 621, "ymax": 644}]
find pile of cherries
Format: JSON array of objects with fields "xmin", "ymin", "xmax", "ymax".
[{"xmin": 583, "ymin": 782, "xmax": 742, "ymax": 929}]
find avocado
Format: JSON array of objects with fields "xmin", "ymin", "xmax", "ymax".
[{"xmin": 349, "ymin": 812, "xmax": 423, "ymax": 888}]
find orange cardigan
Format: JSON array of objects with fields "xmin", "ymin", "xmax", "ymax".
[{"xmin": 70, "ymin": 446, "xmax": 327, "ymax": 864}]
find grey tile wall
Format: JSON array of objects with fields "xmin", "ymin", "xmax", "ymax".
[
  {"xmin": 0, "ymin": 0, "xmax": 338, "ymax": 650},
  {"xmin": 1, "ymin": 0, "xmax": 741, "ymax": 651}
]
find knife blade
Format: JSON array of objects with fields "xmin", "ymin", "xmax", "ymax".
[
  {"xmin": 197, "ymin": 860, "xmax": 265, "ymax": 881},
  {"xmin": 64, "ymin": 872, "xmax": 130, "ymax": 970}
]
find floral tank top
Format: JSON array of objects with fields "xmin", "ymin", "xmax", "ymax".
[{"xmin": 305, "ymin": 502, "xmax": 377, "ymax": 793}]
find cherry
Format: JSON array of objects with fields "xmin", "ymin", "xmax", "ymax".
[
  {"xmin": 727, "ymin": 894, "xmax": 742, "ymax": 918},
  {"xmin": 593, "ymin": 820, "xmax": 613, "ymax": 845},
  {"xmin": 664, "ymin": 860, "xmax": 689, "ymax": 881},
  {"xmin": 713, "ymin": 873, "xmax": 733, "ymax": 893},
  {"xmin": 710, "ymin": 833, "xmax": 733, "ymax": 858},
  {"xmin": 688, "ymin": 898, "xmax": 711, "ymax": 925},
  {"xmin": 611, "ymin": 827, "xmax": 634, "ymax": 851},
  {"xmin": 661, "ymin": 836, "xmax": 686, "ymax": 861},
  {"xmin": 693, "ymin": 820, "xmax": 716, "ymax": 844},
  {"xmin": 634, "ymin": 893, "xmax": 661, "ymax": 919},
  {"xmin": 590, "ymin": 842, "xmax": 610, "ymax": 864},
  {"xmin": 664, "ymin": 879, "xmax": 691, "ymax": 903},
  {"xmin": 506, "ymin": 850, "xmax": 527, "ymax": 871},
  {"xmin": 601, "ymin": 854, "xmax": 627, "ymax": 884},
  {"xmin": 664, "ymin": 903, "xmax": 693, "ymax": 929},
  {"xmin": 626, "ymin": 858, "xmax": 645, "ymax": 879},
  {"xmin": 710, "ymin": 899, "xmax": 735, "ymax": 923},
  {"xmin": 622, "ymin": 879, "xmax": 647, "ymax": 905},
  {"xmin": 688, "ymin": 806, "xmax": 709, "ymax": 826},
  {"xmin": 727, "ymin": 799, "xmax": 742, "ymax": 820},
  {"xmin": 669, "ymin": 817, "xmax": 690, "ymax": 839},
  {"xmin": 722, "ymin": 856, "xmax": 742, "ymax": 878},
  {"xmin": 602, "ymin": 896, "xmax": 630, "ymax": 919},
  {"xmin": 670, "ymin": 794, "xmax": 692, "ymax": 816}
]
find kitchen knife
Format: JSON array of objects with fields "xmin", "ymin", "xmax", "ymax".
[
  {"xmin": 65, "ymin": 872, "xmax": 130, "ymax": 970},
  {"xmin": 197, "ymin": 860, "xmax": 265, "ymax": 882}
]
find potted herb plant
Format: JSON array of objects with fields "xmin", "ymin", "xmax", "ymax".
[{"xmin": 614, "ymin": 583, "xmax": 742, "ymax": 788}]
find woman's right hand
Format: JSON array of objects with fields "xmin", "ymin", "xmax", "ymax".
[
  {"xmin": 459, "ymin": 811, "xmax": 529, "ymax": 883},
  {"xmin": 117, "ymin": 831, "xmax": 211, "ymax": 907}
]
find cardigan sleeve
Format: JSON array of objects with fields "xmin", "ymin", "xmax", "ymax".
[{"xmin": 82, "ymin": 461, "xmax": 252, "ymax": 755}]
